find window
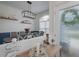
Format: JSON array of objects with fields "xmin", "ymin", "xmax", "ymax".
[{"xmin": 39, "ymin": 15, "xmax": 49, "ymax": 33}]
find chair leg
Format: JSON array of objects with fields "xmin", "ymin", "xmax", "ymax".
[{"xmin": 60, "ymin": 48, "xmax": 62, "ymax": 57}]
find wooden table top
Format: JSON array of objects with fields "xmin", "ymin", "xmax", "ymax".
[
  {"xmin": 16, "ymin": 44, "xmax": 61, "ymax": 57},
  {"xmin": 46, "ymin": 45, "xmax": 61, "ymax": 57}
]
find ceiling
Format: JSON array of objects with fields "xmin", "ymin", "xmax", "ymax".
[{"xmin": 0, "ymin": 1, "xmax": 49, "ymax": 14}]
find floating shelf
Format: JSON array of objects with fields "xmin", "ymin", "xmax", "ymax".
[
  {"xmin": 0, "ymin": 16, "xmax": 18, "ymax": 21},
  {"xmin": 21, "ymin": 20, "xmax": 31, "ymax": 24}
]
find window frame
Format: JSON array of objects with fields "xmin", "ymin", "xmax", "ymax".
[{"xmin": 39, "ymin": 15, "xmax": 49, "ymax": 33}]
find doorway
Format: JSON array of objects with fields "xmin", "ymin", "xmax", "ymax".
[{"xmin": 60, "ymin": 5, "xmax": 79, "ymax": 57}]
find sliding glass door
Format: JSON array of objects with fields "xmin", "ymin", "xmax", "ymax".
[{"xmin": 60, "ymin": 5, "xmax": 79, "ymax": 57}]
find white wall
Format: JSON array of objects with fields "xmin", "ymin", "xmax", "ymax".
[
  {"xmin": 0, "ymin": 4, "xmax": 34, "ymax": 33},
  {"xmin": 34, "ymin": 10, "xmax": 49, "ymax": 31},
  {"xmin": 0, "ymin": 20, "xmax": 31, "ymax": 33}
]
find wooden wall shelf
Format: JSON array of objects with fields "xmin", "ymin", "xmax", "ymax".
[
  {"xmin": 21, "ymin": 20, "xmax": 31, "ymax": 24},
  {"xmin": 0, "ymin": 16, "xmax": 18, "ymax": 21}
]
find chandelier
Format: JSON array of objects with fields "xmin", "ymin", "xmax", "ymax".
[{"xmin": 22, "ymin": 1, "xmax": 36, "ymax": 19}]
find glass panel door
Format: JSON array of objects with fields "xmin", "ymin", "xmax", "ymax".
[{"xmin": 60, "ymin": 5, "xmax": 79, "ymax": 57}]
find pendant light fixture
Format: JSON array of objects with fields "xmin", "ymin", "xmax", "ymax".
[{"xmin": 22, "ymin": 1, "xmax": 36, "ymax": 19}]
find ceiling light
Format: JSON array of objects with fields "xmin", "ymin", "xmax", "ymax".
[{"xmin": 22, "ymin": 1, "xmax": 36, "ymax": 19}]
